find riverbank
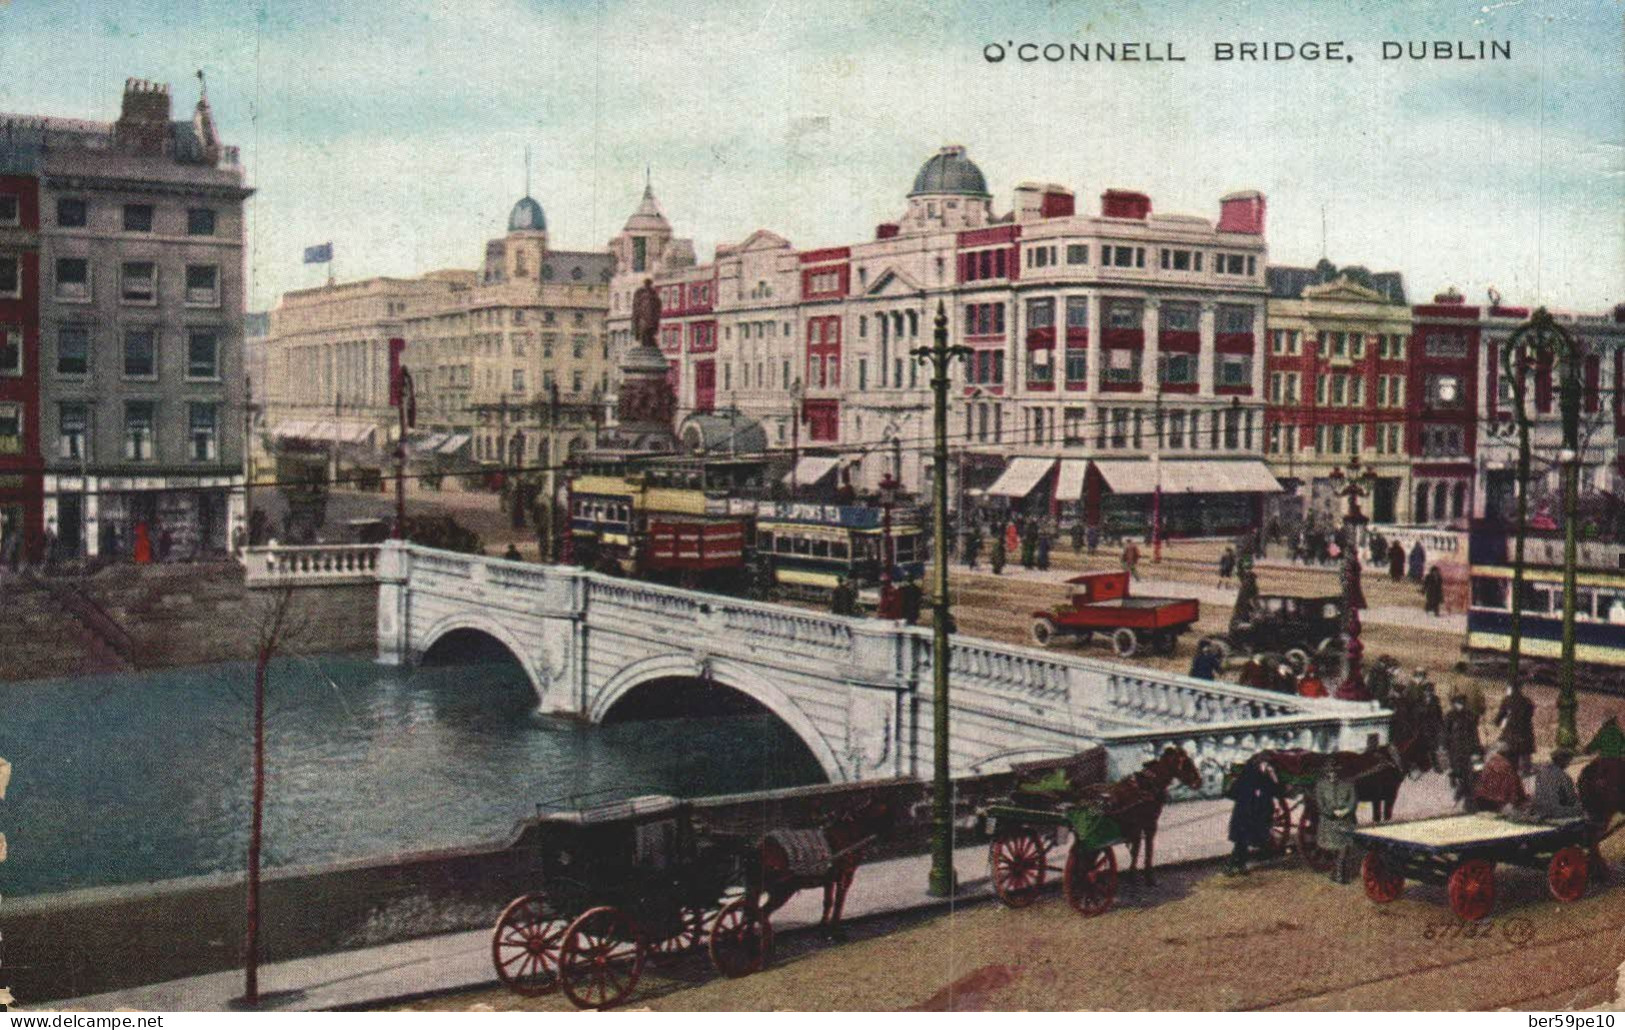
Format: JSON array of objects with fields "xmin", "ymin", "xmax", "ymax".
[{"xmin": 0, "ymin": 561, "xmax": 377, "ymax": 683}]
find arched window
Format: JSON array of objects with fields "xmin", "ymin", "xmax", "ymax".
[
  {"xmin": 1415, "ymin": 483, "xmax": 1430, "ymax": 523},
  {"xmin": 1433, "ymin": 482, "xmax": 1449, "ymax": 523},
  {"xmin": 1452, "ymin": 481, "xmax": 1467, "ymax": 519}
]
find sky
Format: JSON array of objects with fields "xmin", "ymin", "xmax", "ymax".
[{"xmin": 1, "ymin": 0, "xmax": 1620, "ymax": 314}]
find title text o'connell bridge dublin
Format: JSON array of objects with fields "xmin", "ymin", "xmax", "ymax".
[{"xmin": 247, "ymin": 541, "xmax": 1388, "ymax": 795}]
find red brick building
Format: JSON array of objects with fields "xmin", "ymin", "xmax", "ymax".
[{"xmin": 0, "ymin": 169, "xmax": 43, "ymax": 563}]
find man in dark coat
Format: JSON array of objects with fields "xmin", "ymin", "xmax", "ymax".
[
  {"xmin": 1036, "ymin": 530, "xmax": 1052, "ymax": 571},
  {"xmin": 1020, "ymin": 519, "xmax": 1038, "ymax": 569},
  {"xmin": 1086, "ymin": 523, "xmax": 1100, "ymax": 555},
  {"xmin": 965, "ymin": 525, "xmax": 982, "ymax": 569},
  {"xmin": 989, "ymin": 531, "xmax": 1006, "ymax": 575},
  {"xmin": 1418, "ymin": 682, "xmax": 1445, "ymax": 772},
  {"xmin": 1495, "ymin": 684, "xmax": 1537, "ymax": 775},
  {"xmin": 1444, "ymin": 693, "xmax": 1484, "ymax": 805},
  {"xmin": 898, "ymin": 577, "xmax": 923, "ymax": 625},
  {"xmin": 830, "ymin": 577, "xmax": 857, "ymax": 617},
  {"xmin": 1423, "ymin": 565, "xmax": 1445, "ymax": 616},
  {"xmin": 1314, "ymin": 761, "xmax": 1360, "ymax": 884},
  {"xmin": 1071, "ymin": 520, "xmax": 1086, "ymax": 555},
  {"xmin": 1225, "ymin": 757, "xmax": 1281, "ymax": 875},
  {"xmin": 1408, "ymin": 541, "xmax": 1426, "ymax": 581},
  {"xmin": 1388, "ymin": 540, "xmax": 1405, "ymax": 581},
  {"xmin": 1189, "ymin": 641, "xmax": 1222, "ymax": 681}
]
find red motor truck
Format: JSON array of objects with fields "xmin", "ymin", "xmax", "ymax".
[{"xmin": 1029, "ymin": 571, "xmax": 1200, "ymax": 658}]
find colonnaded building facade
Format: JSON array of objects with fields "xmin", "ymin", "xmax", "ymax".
[
  {"xmin": 263, "ymin": 193, "xmax": 614, "ymax": 485},
  {"xmin": 605, "ymin": 145, "xmax": 1281, "ymax": 537}
]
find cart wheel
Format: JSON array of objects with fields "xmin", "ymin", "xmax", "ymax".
[
  {"xmin": 1268, "ymin": 799, "xmax": 1295, "ymax": 854},
  {"xmin": 1285, "ymin": 648, "xmax": 1311, "ymax": 676},
  {"xmin": 649, "ymin": 905, "xmax": 708, "ymax": 958},
  {"xmin": 1362, "ymin": 853, "xmax": 1405, "ymax": 903},
  {"xmin": 989, "ymin": 832, "xmax": 1050, "ymax": 908},
  {"xmin": 709, "ymin": 897, "xmax": 773, "ymax": 978},
  {"xmin": 491, "ymin": 893, "xmax": 567, "ymax": 996},
  {"xmin": 1063, "ymin": 843, "xmax": 1117, "ymax": 917},
  {"xmin": 558, "ymin": 905, "xmax": 645, "ymax": 1010},
  {"xmin": 1317, "ymin": 637, "xmax": 1338, "ymax": 657},
  {"xmin": 1112, "ymin": 628, "xmax": 1138, "ymax": 658},
  {"xmin": 1548, "ymin": 846, "xmax": 1589, "ymax": 903},
  {"xmin": 1031, "ymin": 618, "xmax": 1057, "ymax": 648},
  {"xmin": 1447, "ymin": 859, "xmax": 1496, "ymax": 922},
  {"xmin": 1298, "ymin": 804, "xmax": 1334, "ymax": 871}
]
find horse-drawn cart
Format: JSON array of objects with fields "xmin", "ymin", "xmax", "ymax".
[
  {"xmin": 1353, "ymin": 813, "xmax": 1594, "ymax": 921},
  {"xmin": 491, "ymin": 794, "xmax": 767, "ymax": 1009}
]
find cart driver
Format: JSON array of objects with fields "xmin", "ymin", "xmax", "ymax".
[{"xmin": 1517, "ymin": 748, "xmax": 1584, "ymax": 823}]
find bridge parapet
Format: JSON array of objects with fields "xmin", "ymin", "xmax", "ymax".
[{"xmin": 245, "ymin": 544, "xmax": 380, "ymax": 588}]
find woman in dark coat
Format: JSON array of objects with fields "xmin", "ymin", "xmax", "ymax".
[
  {"xmin": 1387, "ymin": 540, "xmax": 1405, "ymax": 581},
  {"xmin": 1423, "ymin": 565, "xmax": 1445, "ymax": 616},
  {"xmin": 1494, "ymin": 684, "xmax": 1537, "ymax": 775},
  {"xmin": 1226, "ymin": 757, "xmax": 1281, "ymax": 874}
]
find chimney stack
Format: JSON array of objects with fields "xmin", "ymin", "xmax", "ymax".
[
  {"xmin": 115, "ymin": 78, "xmax": 172, "ymax": 156},
  {"xmin": 1217, "ymin": 190, "xmax": 1266, "ymax": 235}
]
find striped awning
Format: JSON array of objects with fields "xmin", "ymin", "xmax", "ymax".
[{"xmin": 986, "ymin": 457, "xmax": 1056, "ymax": 498}]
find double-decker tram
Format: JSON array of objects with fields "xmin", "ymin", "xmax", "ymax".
[{"xmin": 1465, "ymin": 521, "xmax": 1625, "ymax": 687}]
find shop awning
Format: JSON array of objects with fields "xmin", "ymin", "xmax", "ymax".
[
  {"xmin": 782, "ymin": 455, "xmax": 840, "ymax": 487},
  {"xmin": 986, "ymin": 457, "xmax": 1056, "ymax": 498},
  {"xmin": 1092, "ymin": 459, "xmax": 1283, "ymax": 495},
  {"xmin": 409, "ymin": 432, "xmax": 448, "ymax": 455},
  {"xmin": 1054, "ymin": 459, "xmax": 1090, "ymax": 503},
  {"xmin": 436, "ymin": 433, "xmax": 471, "ymax": 455},
  {"xmin": 338, "ymin": 423, "xmax": 377, "ymax": 444},
  {"xmin": 273, "ymin": 419, "xmax": 318, "ymax": 440}
]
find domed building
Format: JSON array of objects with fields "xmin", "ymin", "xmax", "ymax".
[
  {"xmin": 899, "ymin": 144, "xmax": 993, "ymax": 234},
  {"xmin": 508, "ymin": 195, "xmax": 548, "ymax": 234}
]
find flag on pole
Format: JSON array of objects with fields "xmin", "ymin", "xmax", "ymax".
[{"xmin": 303, "ymin": 242, "xmax": 333, "ymax": 264}]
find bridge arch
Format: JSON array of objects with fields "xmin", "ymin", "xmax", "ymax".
[
  {"xmin": 417, "ymin": 611, "xmax": 544, "ymax": 700},
  {"xmin": 591, "ymin": 654, "xmax": 845, "ymax": 783}
]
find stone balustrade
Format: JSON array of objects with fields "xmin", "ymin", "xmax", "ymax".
[
  {"xmin": 245, "ymin": 544, "xmax": 381, "ymax": 587},
  {"xmin": 1360, "ymin": 524, "xmax": 1467, "ymax": 560}
]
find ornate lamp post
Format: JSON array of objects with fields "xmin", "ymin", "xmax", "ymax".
[
  {"xmin": 1329, "ymin": 454, "xmax": 1375, "ymax": 699},
  {"xmin": 914, "ymin": 302, "xmax": 972, "ymax": 898},
  {"xmin": 1501, "ymin": 308, "xmax": 1585, "ymax": 749}
]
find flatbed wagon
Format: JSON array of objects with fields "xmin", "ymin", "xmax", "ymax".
[
  {"xmin": 1030, "ymin": 571, "xmax": 1200, "ymax": 657},
  {"xmin": 1353, "ymin": 812, "xmax": 1594, "ymax": 921}
]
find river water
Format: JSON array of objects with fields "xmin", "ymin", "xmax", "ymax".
[{"xmin": 0, "ymin": 656, "xmax": 824, "ymax": 898}]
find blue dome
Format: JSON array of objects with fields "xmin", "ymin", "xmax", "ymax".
[
  {"xmin": 508, "ymin": 196, "xmax": 547, "ymax": 233},
  {"xmin": 909, "ymin": 145, "xmax": 989, "ymax": 198}
]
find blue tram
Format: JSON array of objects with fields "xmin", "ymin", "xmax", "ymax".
[{"xmin": 1465, "ymin": 522, "xmax": 1625, "ymax": 681}]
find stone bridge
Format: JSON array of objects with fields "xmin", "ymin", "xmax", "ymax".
[{"xmin": 247, "ymin": 542, "xmax": 1390, "ymax": 796}]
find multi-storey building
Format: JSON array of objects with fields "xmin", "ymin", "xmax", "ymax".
[
  {"xmin": 606, "ymin": 146, "xmax": 1280, "ymax": 536},
  {"xmin": 1473, "ymin": 298, "xmax": 1625, "ymax": 524},
  {"xmin": 1263, "ymin": 261, "xmax": 1411, "ymax": 526},
  {"xmin": 0, "ymin": 166, "xmax": 43, "ymax": 563},
  {"xmin": 1, "ymin": 77, "xmax": 253, "ymax": 559}
]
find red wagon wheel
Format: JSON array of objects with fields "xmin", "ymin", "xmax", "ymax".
[
  {"xmin": 989, "ymin": 832, "xmax": 1050, "ymax": 908},
  {"xmin": 557, "ymin": 905, "xmax": 646, "ymax": 1010},
  {"xmin": 1361, "ymin": 852, "xmax": 1404, "ymax": 903},
  {"xmin": 1447, "ymin": 859, "xmax": 1496, "ymax": 922},
  {"xmin": 1548, "ymin": 846, "xmax": 1589, "ymax": 903},
  {"xmin": 648, "ymin": 905, "xmax": 709, "ymax": 959},
  {"xmin": 1298, "ymin": 803, "xmax": 1334, "ymax": 872},
  {"xmin": 1063, "ymin": 843, "xmax": 1118, "ymax": 916},
  {"xmin": 490, "ymin": 893, "xmax": 567, "ymax": 996},
  {"xmin": 709, "ymin": 897, "xmax": 773, "ymax": 979},
  {"xmin": 1268, "ymin": 799, "xmax": 1295, "ymax": 854}
]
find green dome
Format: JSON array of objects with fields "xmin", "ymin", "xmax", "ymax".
[{"xmin": 908, "ymin": 145, "xmax": 989, "ymax": 198}]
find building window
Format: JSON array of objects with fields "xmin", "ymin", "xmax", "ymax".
[
  {"xmin": 59, "ymin": 402, "xmax": 87, "ymax": 459},
  {"xmin": 1026, "ymin": 298, "xmax": 1055, "ymax": 329},
  {"xmin": 1105, "ymin": 348, "xmax": 1141, "ymax": 384},
  {"xmin": 1160, "ymin": 352, "xmax": 1197, "ymax": 386},
  {"xmin": 1219, "ymin": 354, "xmax": 1251, "ymax": 388},
  {"xmin": 123, "ymin": 328, "xmax": 157, "ymax": 378},
  {"xmin": 58, "ymin": 326, "xmax": 90, "ymax": 376},
  {"xmin": 1168, "ymin": 410, "xmax": 1186, "ymax": 448},
  {"xmin": 188, "ymin": 403, "xmax": 218, "ymax": 461},
  {"xmin": 56, "ymin": 197, "xmax": 87, "ymax": 227},
  {"xmin": 187, "ymin": 208, "xmax": 217, "ymax": 235},
  {"xmin": 0, "ymin": 195, "xmax": 16, "ymax": 226},
  {"xmin": 632, "ymin": 237, "xmax": 647, "ymax": 273},
  {"xmin": 1065, "ymin": 347, "xmax": 1088, "ymax": 385},
  {"xmin": 122, "ymin": 204, "xmax": 154, "ymax": 233},
  {"xmin": 1425, "ymin": 332, "xmax": 1468, "ymax": 359},
  {"xmin": 1216, "ymin": 305, "xmax": 1254, "ymax": 334},
  {"xmin": 0, "ymin": 324, "xmax": 19, "ymax": 376},
  {"xmin": 124, "ymin": 402, "xmax": 155, "ymax": 460},
  {"xmin": 0, "ymin": 403, "xmax": 19, "ymax": 455},
  {"xmin": 121, "ymin": 261, "xmax": 157, "ymax": 304},
  {"xmin": 1066, "ymin": 244, "xmax": 1088, "ymax": 264},
  {"xmin": 1425, "ymin": 373, "xmax": 1463, "ymax": 408},
  {"xmin": 1106, "ymin": 300, "xmax": 1142, "ymax": 329},
  {"xmin": 1160, "ymin": 302, "xmax": 1199, "ymax": 332},
  {"xmin": 573, "ymin": 370, "xmax": 584, "ymax": 392},
  {"xmin": 1065, "ymin": 296, "xmax": 1088, "ymax": 329},
  {"xmin": 185, "ymin": 264, "xmax": 219, "ymax": 306},
  {"xmin": 1028, "ymin": 347, "xmax": 1054, "ymax": 384},
  {"xmin": 0, "ymin": 256, "xmax": 18, "ymax": 299}
]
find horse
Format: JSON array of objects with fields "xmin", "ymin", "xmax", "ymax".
[
  {"xmin": 1249, "ymin": 731, "xmax": 1432, "ymax": 826},
  {"xmin": 755, "ymin": 793, "xmax": 895, "ymax": 941},
  {"xmin": 1074, "ymin": 745, "xmax": 1202, "ymax": 887}
]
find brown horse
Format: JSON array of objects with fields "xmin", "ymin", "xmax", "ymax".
[
  {"xmin": 1579, "ymin": 756, "xmax": 1625, "ymax": 880},
  {"xmin": 755, "ymin": 794, "xmax": 894, "ymax": 940},
  {"xmin": 1259, "ymin": 732, "xmax": 1433, "ymax": 823},
  {"xmin": 1075, "ymin": 745, "xmax": 1202, "ymax": 887}
]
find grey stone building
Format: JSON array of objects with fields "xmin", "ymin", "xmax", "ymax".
[{"xmin": 1, "ymin": 76, "xmax": 253, "ymax": 558}]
